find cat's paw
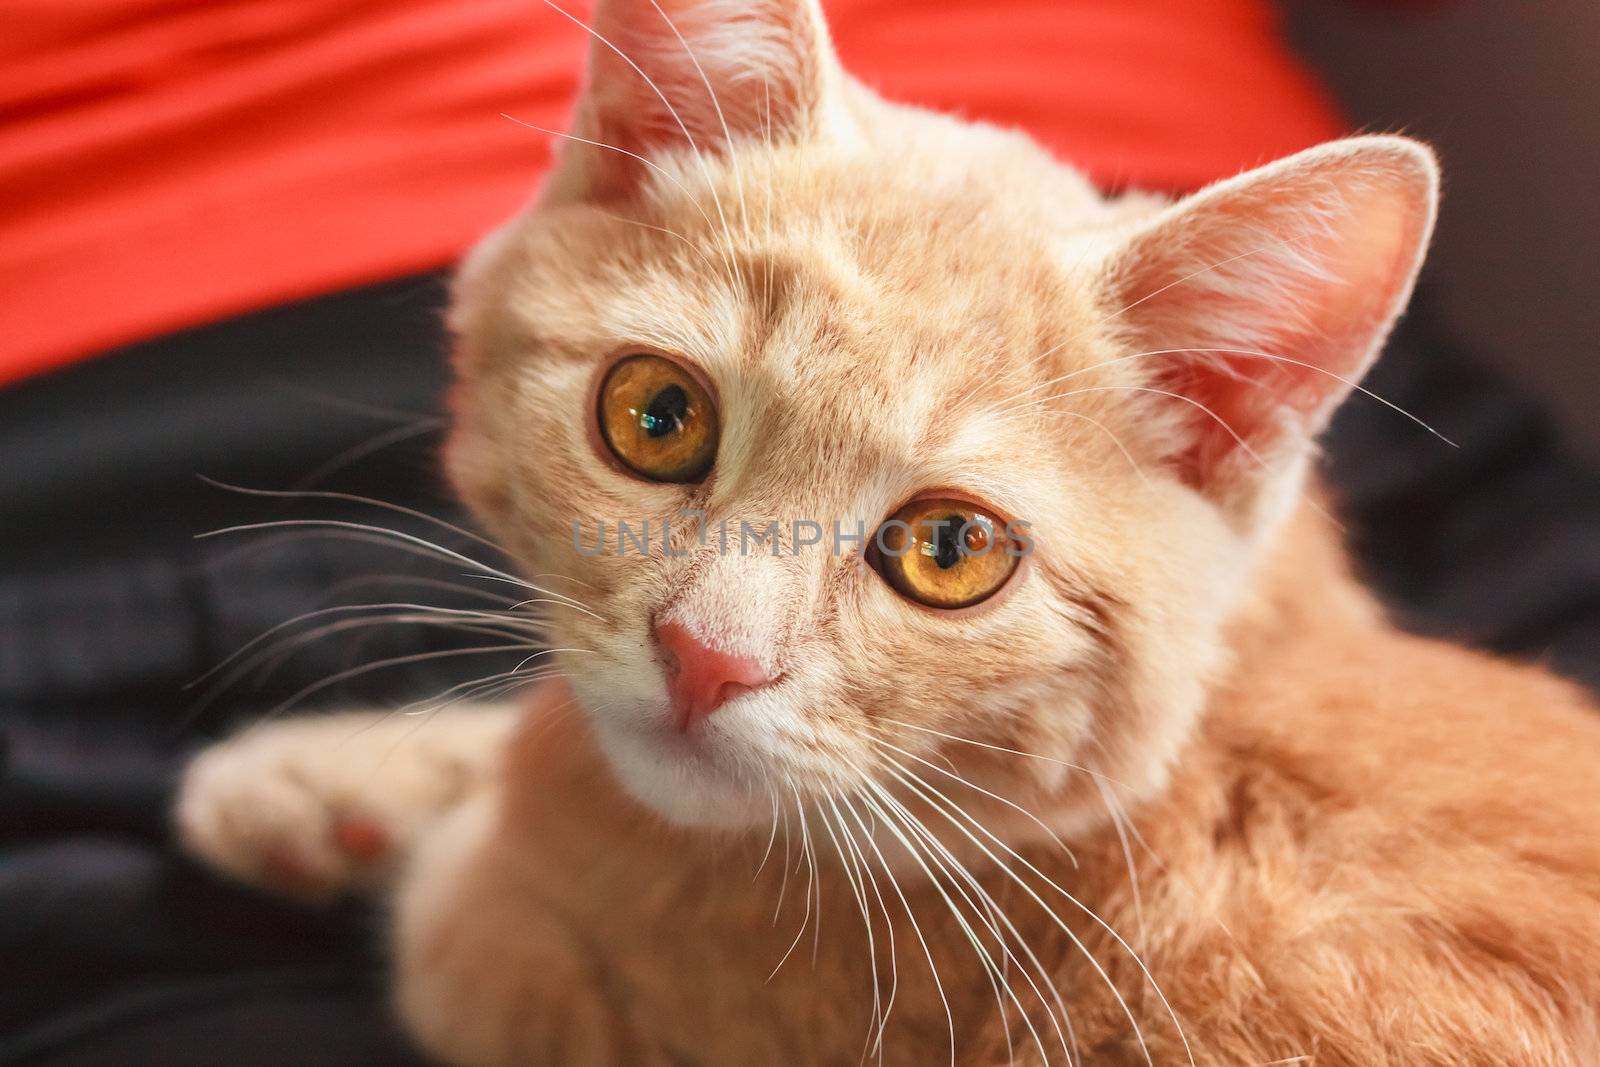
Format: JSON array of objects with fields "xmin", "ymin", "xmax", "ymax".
[{"xmin": 176, "ymin": 709, "xmax": 514, "ymax": 898}]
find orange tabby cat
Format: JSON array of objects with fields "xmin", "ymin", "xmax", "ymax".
[{"xmin": 177, "ymin": 1, "xmax": 1600, "ymax": 1063}]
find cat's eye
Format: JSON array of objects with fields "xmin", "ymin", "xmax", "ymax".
[
  {"xmin": 871, "ymin": 497, "xmax": 1021, "ymax": 609},
  {"xmin": 596, "ymin": 354, "xmax": 719, "ymax": 483}
]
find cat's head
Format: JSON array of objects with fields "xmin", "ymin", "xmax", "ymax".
[{"xmin": 446, "ymin": 0, "xmax": 1437, "ymax": 829}]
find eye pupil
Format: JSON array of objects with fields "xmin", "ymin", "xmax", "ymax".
[
  {"xmin": 597, "ymin": 354, "xmax": 718, "ymax": 483},
  {"xmin": 641, "ymin": 384, "xmax": 689, "ymax": 438},
  {"xmin": 932, "ymin": 515, "xmax": 965, "ymax": 570},
  {"xmin": 873, "ymin": 498, "xmax": 1018, "ymax": 609}
]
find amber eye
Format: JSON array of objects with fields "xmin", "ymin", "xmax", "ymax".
[
  {"xmin": 596, "ymin": 354, "xmax": 719, "ymax": 483},
  {"xmin": 872, "ymin": 497, "xmax": 1021, "ymax": 609}
]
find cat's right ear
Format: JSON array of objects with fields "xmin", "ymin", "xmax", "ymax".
[
  {"xmin": 1103, "ymin": 136, "xmax": 1439, "ymax": 532},
  {"xmin": 543, "ymin": 0, "xmax": 845, "ymax": 204}
]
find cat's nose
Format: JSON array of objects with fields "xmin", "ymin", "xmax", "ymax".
[{"xmin": 653, "ymin": 622, "xmax": 776, "ymax": 731}]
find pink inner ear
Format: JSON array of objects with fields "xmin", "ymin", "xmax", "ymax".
[
  {"xmin": 568, "ymin": 0, "xmax": 827, "ymax": 201},
  {"xmin": 1116, "ymin": 146, "xmax": 1435, "ymax": 493}
]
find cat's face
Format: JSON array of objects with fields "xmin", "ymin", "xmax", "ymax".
[{"xmin": 445, "ymin": 0, "xmax": 1436, "ymax": 830}]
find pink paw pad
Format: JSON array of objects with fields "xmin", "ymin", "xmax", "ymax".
[{"xmin": 332, "ymin": 816, "xmax": 389, "ymax": 862}]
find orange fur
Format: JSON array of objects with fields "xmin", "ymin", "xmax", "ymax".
[
  {"xmin": 381, "ymin": 516, "xmax": 1600, "ymax": 1066},
  {"xmin": 177, "ymin": 1, "xmax": 1600, "ymax": 1063}
]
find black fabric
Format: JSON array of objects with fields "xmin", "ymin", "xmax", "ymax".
[
  {"xmin": 2, "ymin": 276, "xmax": 469, "ymax": 1066},
  {"xmin": 1326, "ymin": 299, "xmax": 1600, "ymax": 689},
  {"xmin": 2, "ymin": 278, "xmax": 1598, "ymax": 1066}
]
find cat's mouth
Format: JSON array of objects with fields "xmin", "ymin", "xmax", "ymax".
[
  {"xmin": 583, "ymin": 694, "xmax": 779, "ymax": 827},
  {"xmin": 641, "ymin": 714, "xmax": 723, "ymax": 761}
]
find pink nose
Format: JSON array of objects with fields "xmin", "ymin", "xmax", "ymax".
[{"xmin": 654, "ymin": 622, "xmax": 776, "ymax": 731}]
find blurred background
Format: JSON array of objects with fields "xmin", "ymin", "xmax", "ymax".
[
  {"xmin": 1289, "ymin": 0, "xmax": 1600, "ymax": 455},
  {"xmin": 2, "ymin": 3, "xmax": 1596, "ymax": 1066}
]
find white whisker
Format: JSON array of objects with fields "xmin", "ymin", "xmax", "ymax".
[
  {"xmin": 868, "ymin": 730, "xmax": 1078, "ymax": 868},
  {"xmin": 196, "ymin": 518, "xmax": 599, "ymax": 618},
  {"xmin": 837, "ymin": 792, "xmax": 900, "ymax": 1061},
  {"xmin": 1054, "ymin": 410, "xmax": 1154, "ymax": 489},
  {"xmin": 499, "ymin": 114, "xmax": 728, "ymax": 270},
  {"xmin": 838, "ymin": 788, "xmax": 957, "ymax": 1067},
  {"xmin": 998, "ymin": 345, "xmax": 1454, "ymax": 449},
  {"xmin": 196, "ymin": 477, "xmax": 512, "ymax": 560},
  {"xmin": 873, "ymin": 717, "xmax": 1131, "ymax": 789},
  {"xmin": 768, "ymin": 777, "xmax": 820, "ymax": 981},
  {"xmin": 290, "ymin": 418, "xmax": 446, "ymax": 489},
  {"xmin": 259, "ymin": 644, "xmax": 534, "ymax": 722},
  {"xmin": 537, "ymin": 0, "xmax": 746, "ymax": 292},
  {"xmin": 1024, "ymin": 239, "xmax": 1321, "ymax": 376},
  {"xmin": 879, "ymin": 754, "xmax": 1195, "ymax": 1067},
  {"xmin": 596, "ymin": 210, "xmax": 721, "ymax": 273},
  {"xmin": 188, "ymin": 602, "xmax": 545, "ymax": 691},
  {"xmin": 817, "ymin": 796, "xmax": 886, "ymax": 1064},
  {"xmin": 861, "ymin": 786, "xmax": 1054, "ymax": 1067},
  {"xmin": 643, "ymin": 0, "xmax": 752, "ymax": 261},
  {"xmin": 756, "ymin": 787, "xmax": 783, "ymax": 881},
  {"xmin": 319, "ymin": 573, "xmax": 520, "ymax": 607}
]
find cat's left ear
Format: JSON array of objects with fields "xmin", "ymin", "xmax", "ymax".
[
  {"xmin": 1107, "ymin": 136, "xmax": 1438, "ymax": 528},
  {"xmin": 545, "ymin": 0, "xmax": 846, "ymax": 204}
]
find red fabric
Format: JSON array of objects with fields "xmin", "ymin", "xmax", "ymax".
[{"xmin": 0, "ymin": 0, "xmax": 1345, "ymax": 386}]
